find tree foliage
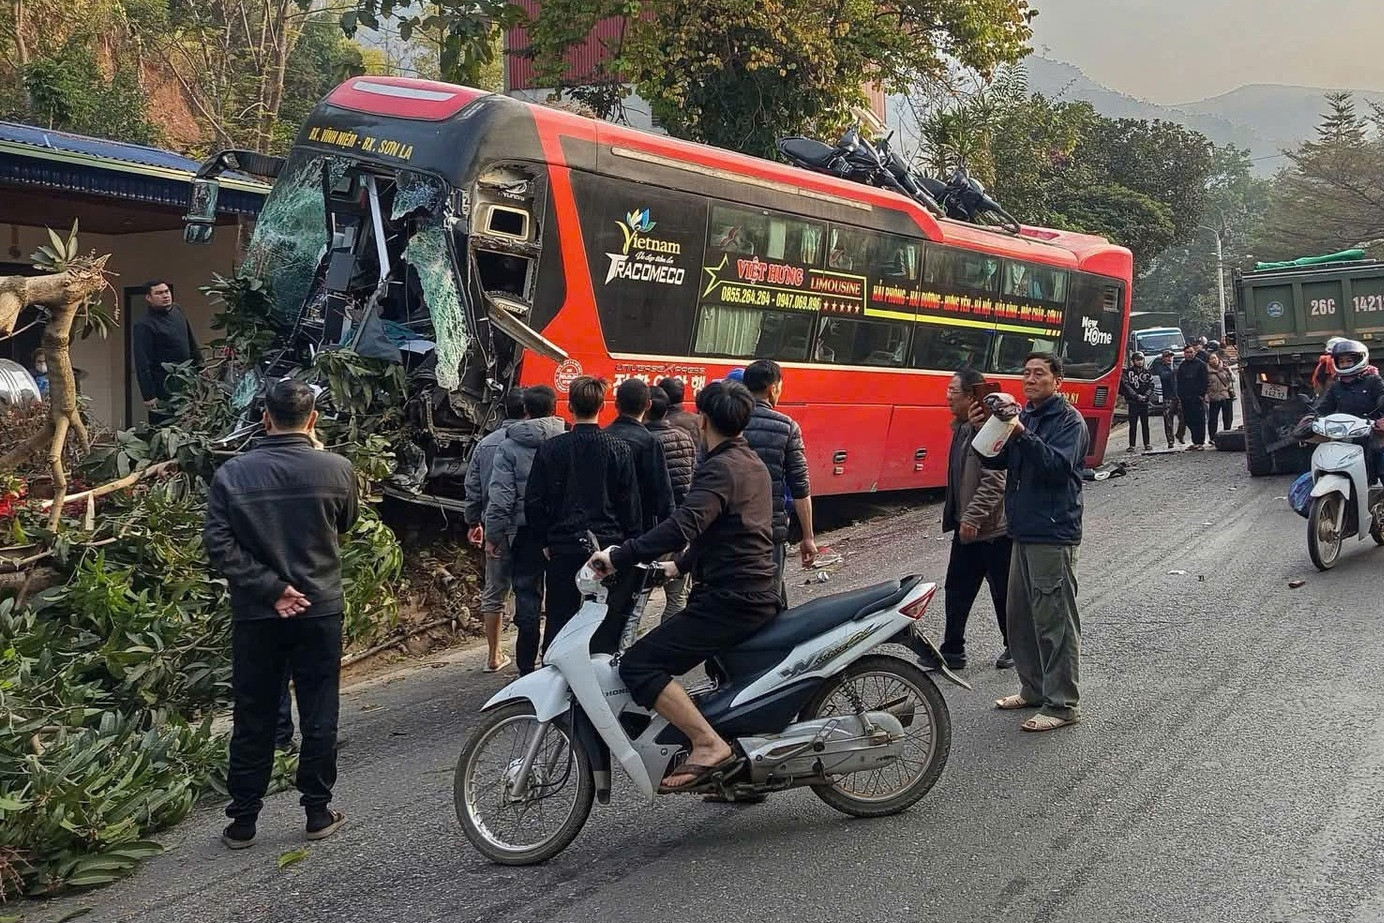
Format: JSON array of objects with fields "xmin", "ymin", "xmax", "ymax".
[
  {"xmin": 917, "ymin": 71, "xmax": 1216, "ymax": 274},
  {"xmin": 1257, "ymin": 92, "xmax": 1384, "ymax": 260},
  {"xmin": 524, "ymin": 0, "xmax": 1035, "ymax": 159}
]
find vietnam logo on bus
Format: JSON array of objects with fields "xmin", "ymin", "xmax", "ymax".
[
  {"xmin": 554, "ymin": 359, "xmax": 583, "ymax": 393},
  {"xmin": 606, "ymin": 207, "xmax": 687, "ymax": 287}
]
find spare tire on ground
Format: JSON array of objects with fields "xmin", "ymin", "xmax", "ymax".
[{"xmin": 1214, "ymin": 428, "xmax": 1246, "ymax": 452}]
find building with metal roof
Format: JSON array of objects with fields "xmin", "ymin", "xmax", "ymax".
[{"xmin": 0, "ymin": 122, "xmax": 269, "ymax": 429}]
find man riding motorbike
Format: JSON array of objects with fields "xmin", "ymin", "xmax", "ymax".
[
  {"xmin": 588, "ymin": 380, "xmax": 780, "ymax": 794},
  {"xmin": 1306, "ymin": 339, "xmax": 1384, "ymax": 483}
]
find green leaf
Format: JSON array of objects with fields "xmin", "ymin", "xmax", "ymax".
[
  {"xmin": 47, "ymin": 225, "xmax": 66, "ymax": 256},
  {"xmin": 0, "ymin": 794, "xmax": 31, "ymax": 811},
  {"xmin": 0, "ymin": 913, "xmax": 24, "ymax": 922},
  {"xmin": 277, "ymin": 847, "xmax": 308, "ymax": 868},
  {"xmin": 56, "ymin": 909, "xmax": 93, "ymax": 923}
]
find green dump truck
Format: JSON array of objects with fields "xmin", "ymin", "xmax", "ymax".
[{"xmin": 1230, "ymin": 251, "xmax": 1384, "ymax": 476}]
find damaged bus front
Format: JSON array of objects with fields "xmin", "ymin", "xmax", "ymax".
[{"xmin": 183, "ymin": 79, "xmax": 565, "ymax": 506}]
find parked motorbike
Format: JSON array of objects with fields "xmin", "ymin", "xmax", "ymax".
[
  {"xmin": 453, "ymin": 545, "xmax": 966, "ymax": 865},
  {"xmin": 777, "ymin": 127, "xmax": 945, "ymax": 218},
  {"xmin": 918, "ymin": 167, "xmax": 1022, "ymax": 235},
  {"xmin": 1297, "ymin": 413, "xmax": 1384, "ymax": 569}
]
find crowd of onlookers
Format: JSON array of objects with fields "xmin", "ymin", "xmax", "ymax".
[{"xmin": 1120, "ymin": 335, "xmax": 1235, "ymax": 453}]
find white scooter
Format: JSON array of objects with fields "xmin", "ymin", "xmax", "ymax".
[
  {"xmin": 453, "ymin": 545, "xmax": 968, "ymax": 865},
  {"xmin": 1302, "ymin": 413, "xmax": 1384, "ymax": 570}
]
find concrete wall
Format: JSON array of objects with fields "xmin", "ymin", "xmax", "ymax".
[{"xmin": 1, "ymin": 222, "xmax": 247, "ymax": 429}]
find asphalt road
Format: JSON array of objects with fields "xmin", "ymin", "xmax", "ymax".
[{"xmin": 29, "ymin": 440, "xmax": 1384, "ymax": 923}]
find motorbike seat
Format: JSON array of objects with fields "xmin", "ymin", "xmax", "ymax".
[
  {"xmin": 731, "ymin": 579, "xmax": 905, "ymax": 654},
  {"xmin": 778, "ymin": 137, "xmax": 839, "ymax": 169}
]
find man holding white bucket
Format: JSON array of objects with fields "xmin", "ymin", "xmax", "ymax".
[{"xmin": 969, "ymin": 352, "xmax": 1088, "ymax": 732}]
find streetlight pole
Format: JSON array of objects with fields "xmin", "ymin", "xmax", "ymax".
[{"xmin": 1200, "ymin": 223, "xmax": 1227, "ymax": 343}]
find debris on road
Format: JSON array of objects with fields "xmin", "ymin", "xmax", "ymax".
[
  {"xmin": 1169, "ymin": 570, "xmax": 1188, "ymax": 575},
  {"xmin": 1289, "ymin": 579, "xmax": 1307, "ymax": 589},
  {"xmin": 278, "ymin": 848, "xmax": 309, "ymax": 869}
]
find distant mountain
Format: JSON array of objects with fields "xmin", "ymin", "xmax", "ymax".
[{"xmin": 1022, "ymin": 56, "xmax": 1384, "ymax": 175}]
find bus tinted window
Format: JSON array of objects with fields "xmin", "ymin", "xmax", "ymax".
[
  {"xmin": 992, "ymin": 331, "xmax": 1060, "ymax": 375},
  {"xmin": 926, "ymin": 247, "xmax": 1001, "ymax": 293},
  {"xmin": 815, "ymin": 316, "xmax": 909, "ymax": 367},
  {"xmin": 572, "ymin": 172, "xmax": 706, "ymax": 356},
  {"xmin": 827, "ymin": 227, "xmax": 870, "ymax": 271},
  {"xmin": 693, "ymin": 305, "xmax": 813, "ymax": 361},
  {"xmin": 876, "ymin": 235, "xmax": 921, "ymax": 282},
  {"xmin": 911, "ymin": 324, "xmax": 993, "ymax": 372},
  {"xmin": 1060, "ymin": 274, "xmax": 1123, "ymax": 380},
  {"xmin": 1004, "ymin": 263, "xmax": 1068, "ymax": 303},
  {"xmin": 710, "ymin": 205, "xmax": 823, "ymax": 265}
]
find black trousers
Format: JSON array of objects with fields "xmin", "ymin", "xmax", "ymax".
[
  {"xmin": 542, "ymin": 551, "xmax": 590, "ymax": 661},
  {"xmin": 512, "ymin": 532, "xmax": 549, "ymax": 674},
  {"xmin": 1208, "ymin": 399, "xmax": 1234, "ymax": 437},
  {"xmin": 227, "ymin": 615, "xmax": 342, "ymax": 822},
  {"xmin": 1127, "ymin": 405, "xmax": 1151, "ymax": 448},
  {"xmin": 941, "ymin": 535, "xmax": 1012, "ymax": 657},
  {"xmin": 619, "ymin": 587, "xmax": 781, "ymax": 708},
  {"xmin": 1183, "ymin": 398, "xmax": 1208, "ymax": 446}
]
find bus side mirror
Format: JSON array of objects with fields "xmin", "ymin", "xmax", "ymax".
[{"xmin": 183, "ymin": 178, "xmax": 220, "ymax": 245}]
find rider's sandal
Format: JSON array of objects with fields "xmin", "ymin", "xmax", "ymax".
[
  {"xmin": 1021, "ymin": 714, "xmax": 1079, "ymax": 732},
  {"xmin": 658, "ymin": 756, "xmax": 739, "ymax": 794},
  {"xmin": 994, "ymin": 694, "xmax": 1040, "ymax": 711}
]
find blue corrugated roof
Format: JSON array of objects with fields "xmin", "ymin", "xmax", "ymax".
[
  {"xmin": 0, "ymin": 121, "xmax": 215, "ymax": 174},
  {"xmin": 0, "ymin": 121, "xmax": 269, "ymax": 216}
]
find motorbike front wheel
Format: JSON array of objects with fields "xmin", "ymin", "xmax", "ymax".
[
  {"xmin": 800, "ymin": 655, "xmax": 951, "ymax": 818},
  {"xmin": 1308, "ymin": 494, "xmax": 1345, "ymax": 570},
  {"xmin": 454, "ymin": 702, "xmax": 594, "ymax": 865}
]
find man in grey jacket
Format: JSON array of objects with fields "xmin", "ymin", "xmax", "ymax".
[
  {"xmin": 941, "ymin": 369, "xmax": 1011, "ymax": 671},
  {"xmin": 486, "ymin": 385, "xmax": 563, "ymax": 672},
  {"xmin": 463, "ymin": 388, "xmax": 525, "ymax": 672}
]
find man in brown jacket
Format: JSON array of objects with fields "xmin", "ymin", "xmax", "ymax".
[{"xmin": 940, "ymin": 369, "xmax": 1012, "ymax": 670}]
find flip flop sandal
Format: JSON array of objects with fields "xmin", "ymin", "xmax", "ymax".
[
  {"xmin": 1021, "ymin": 714, "xmax": 1079, "ymax": 732},
  {"xmin": 658, "ymin": 756, "xmax": 739, "ymax": 794},
  {"xmin": 306, "ymin": 809, "xmax": 347, "ymax": 841},
  {"xmin": 994, "ymin": 694, "xmax": 1041, "ymax": 711},
  {"xmin": 483, "ymin": 655, "xmax": 512, "ymax": 674}
]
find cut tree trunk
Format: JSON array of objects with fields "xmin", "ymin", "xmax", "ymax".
[{"xmin": 0, "ymin": 258, "xmax": 110, "ymax": 530}]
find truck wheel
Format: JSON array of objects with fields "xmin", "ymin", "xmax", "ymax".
[{"xmin": 1243, "ymin": 405, "xmax": 1273, "ymax": 476}]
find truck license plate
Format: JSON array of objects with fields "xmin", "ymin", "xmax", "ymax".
[{"xmin": 1262, "ymin": 382, "xmax": 1289, "ymax": 401}]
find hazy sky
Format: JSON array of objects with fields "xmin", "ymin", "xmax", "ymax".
[{"xmin": 1031, "ymin": 0, "xmax": 1384, "ymax": 103}]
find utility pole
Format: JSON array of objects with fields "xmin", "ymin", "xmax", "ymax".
[{"xmin": 1200, "ymin": 223, "xmax": 1227, "ymax": 342}]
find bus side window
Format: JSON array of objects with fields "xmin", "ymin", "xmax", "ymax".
[
  {"xmin": 1004, "ymin": 262, "xmax": 1068, "ymax": 303},
  {"xmin": 692, "ymin": 304, "xmax": 813, "ymax": 362},
  {"xmin": 827, "ymin": 227, "xmax": 870, "ymax": 272},
  {"xmin": 815, "ymin": 316, "xmax": 909, "ymax": 367},
  {"xmin": 926, "ymin": 247, "xmax": 999, "ymax": 293},
  {"xmin": 910, "ymin": 324, "xmax": 992, "ymax": 372},
  {"xmin": 875, "ymin": 235, "xmax": 920, "ymax": 281}
]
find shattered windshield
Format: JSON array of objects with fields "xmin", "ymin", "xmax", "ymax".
[
  {"xmin": 403, "ymin": 220, "xmax": 467, "ymax": 392},
  {"xmin": 244, "ymin": 151, "xmax": 330, "ymax": 324}
]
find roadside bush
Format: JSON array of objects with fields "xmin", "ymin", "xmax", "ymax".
[{"xmin": 0, "ymin": 270, "xmax": 410, "ymax": 899}]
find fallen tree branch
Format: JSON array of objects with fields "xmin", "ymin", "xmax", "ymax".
[
  {"xmin": 39, "ymin": 461, "xmax": 178, "ymax": 511},
  {"xmin": 340, "ymin": 615, "xmax": 461, "ymax": 668}
]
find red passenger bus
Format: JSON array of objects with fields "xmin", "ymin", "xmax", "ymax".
[{"xmin": 187, "ymin": 77, "xmax": 1132, "ymax": 501}]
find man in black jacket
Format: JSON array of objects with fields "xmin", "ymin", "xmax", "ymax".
[
  {"xmin": 525, "ymin": 377, "xmax": 641, "ymax": 667},
  {"xmin": 589, "ymin": 380, "xmax": 779, "ymax": 793},
  {"xmin": 972, "ymin": 353, "xmax": 1087, "ymax": 733},
  {"xmin": 607, "ymin": 379, "xmax": 674, "ymax": 533},
  {"xmin": 741, "ymin": 359, "xmax": 818, "ymax": 605},
  {"xmin": 132, "ymin": 280, "xmax": 202, "ymax": 425},
  {"xmin": 1119, "ymin": 352, "xmax": 1155, "ymax": 453},
  {"xmin": 1176, "ymin": 344, "xmax": 1210, "ymax": 450},
  {"xmin": 204, "ymin": 379, "xmax": 358, "ymax": 848},
  {"xmin": 647, "ymin": 388, "xmax": 698, "ymax": 622},
  {"xmin": 659, "ymin": 376, "xmax": 702, "ymax": 444}
]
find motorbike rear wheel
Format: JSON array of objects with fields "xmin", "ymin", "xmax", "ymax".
[
  {"xmin": 1370, "ymin": 500, "xmax": 1384, "ymax": 546},
  {"xmin": 1308, "ymin": 494, "xmax": 1344, "ymax": 570},
  {"xmin": 800, "ymin": 655, "xmax": 950, "ymax": 818},
  {"xmin": 454, "ymin": 702, "xmax": 594, "ymax": 865}
]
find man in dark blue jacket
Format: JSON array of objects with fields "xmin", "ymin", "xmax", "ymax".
[
  {"xmin": 971, "ymin": 352, "xmax": 1087, "ymax": 732},
  {"xmin": 204, "ymin": 379, "xmax": 358, "ymax": 847}
]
